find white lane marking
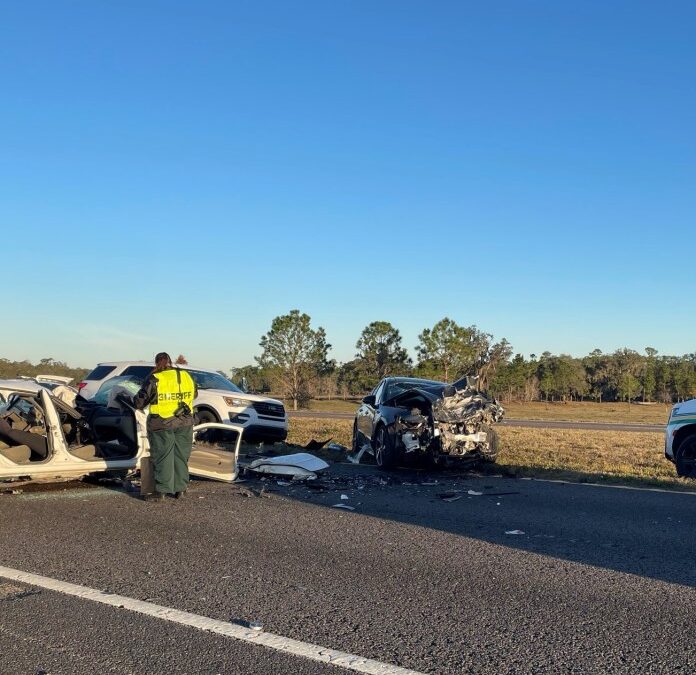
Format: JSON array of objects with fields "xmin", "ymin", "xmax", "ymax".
[
  {"xmin": 16, "ymin": 488, "xmax": 123, "ymax": 501},
  {"xmin": 518, "ymin": 476, "xmax": 696, "ymax": 495},
  {"xmin": 0, "ymin": 565, "xmax": 423, "ymax": 675}
]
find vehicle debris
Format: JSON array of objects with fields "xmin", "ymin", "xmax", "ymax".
[
  {"xmin": 304, "ymin": 439, "xmax": 332, "ymax": 451},
  {"xmin": 245, "ymin": 452, "xmax": 329, "ymax": 479},
  {"xmin": 347, "ymin": 442, "xmax": 371, "ymax": 465}
]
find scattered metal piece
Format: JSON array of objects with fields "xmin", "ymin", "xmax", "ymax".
[{"xmin": 304, "ymin": 439, "xmax": 332, "ymax": 451}]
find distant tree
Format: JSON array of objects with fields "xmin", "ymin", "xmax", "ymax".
[
  {"xmin": 231, "ymin": 365, "xmax": 273, "ymax": 393},
  {"xmin": 477, "ymin": 338, "xmax": 513, "ymax": 390},
  {"xmin": 416, "ymin": 318, "xmax": 490, "ymax": 382},
  {"xmin": 640, "ymin": 347, "xmax": 658, "ymax": 402},
  {"xmin": 256, "ymin": 310, "xmax": 332, "ymax": 410},
  {"xmin": 175, "ymin": 354, "xmax": 188, "ymax": 365},
  {"xmin": 336, "ymin": 359, "xmax": 363, "ymax": 397},
  {"xmin": 673, "ymin": 354, "xmax": 696, "ymax": 401},
  {"xmin": 582, "ymin": 349, "xmax": 608, "ymax": 402},
  {"xmin": 354, "ymin": 321, "xmax": 412, "ymax": 390},
  {"xmin": 612, "ymin": 348, "xmax": 642, "ymax": 402}
]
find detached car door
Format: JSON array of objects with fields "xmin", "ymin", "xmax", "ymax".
[{"xmin": 188, "ymin": 423, "xmax": 244, "ymax": 482}]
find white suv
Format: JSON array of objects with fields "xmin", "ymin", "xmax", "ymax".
[
  {"xmin": 77, "ymin": 361, "xmax": 287, "ymax": 443},
  {"xmin": 665, "ymin": 398, "xmax": 696, "ymax": 477}
]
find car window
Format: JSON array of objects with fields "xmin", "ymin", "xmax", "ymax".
[
  {"xmin": 372, "ymin": 381, "xmax": 385, "ymax": 404},
  {"xmin": 121, "ymin": 365, "xmax": 153, "ymax": 382},
  {"xmin": 84, "ymin": 365, "xmax": 117, "ymax": 381},
  {"xmin": 186, "ymin": 369, "xmax": 242, "ymax": 392}
]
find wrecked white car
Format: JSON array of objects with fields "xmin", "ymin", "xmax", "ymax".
[
  {"xmin": 352, "ymin": 376, "xmax": 504, "ymax": 468},
  {"xmin": 0, "ymin": 380, "xmax": 243, "ymax": 485}
]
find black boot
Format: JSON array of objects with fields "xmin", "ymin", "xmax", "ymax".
[
  {"xmin": 174, "ymin": 490, "xmax": 187, "ymax": 499},
  {"xmin": 143, "ymin": 492, "xmax": 165, "ymax": 502}
]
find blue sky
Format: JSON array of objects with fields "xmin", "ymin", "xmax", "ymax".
[{"xmin": 1, "ymin": 1, "xmax": 694, "ymax": 371}]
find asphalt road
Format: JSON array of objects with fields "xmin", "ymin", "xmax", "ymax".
[
  {"xmin": 289, "ymin": 410, "xmax": 666, "ymax": 433},
  {"xmin": 1, "ymin": 466, "xmax": 695, "ymax": 674}
]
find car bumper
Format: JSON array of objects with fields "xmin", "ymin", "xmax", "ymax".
[
  {"xmin": 226, "ymin": 411, "xmax": 288, "ymax": 442},
  {"xmin": 665, "ymin": 430, "xmax": 675, "ymax": 461}
]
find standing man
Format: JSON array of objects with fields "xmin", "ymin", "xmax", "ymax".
[{"xmin": 133, "ymin": 352, "xmax": 197, "ymax": 502}]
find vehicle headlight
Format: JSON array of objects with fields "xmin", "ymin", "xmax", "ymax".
[{"xmin": 224, "ymin": 397, "xmax": 249, "ymax": 407}]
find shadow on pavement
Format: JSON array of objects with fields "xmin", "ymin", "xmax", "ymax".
[{"xmin": 242, "ymin": 459, "xmax": 696, "ymax": 589}]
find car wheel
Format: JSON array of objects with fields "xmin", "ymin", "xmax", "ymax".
[
  {"xmin": 675, "ymin": 434, "xmax": 696, "ymax": 477},
  {"xmin": 373, "ymin": 425, "xmax": 396, "ymax": 469},
  {"xmin": 195, "ymin": 409, "xmax": 218, "ymax": 425}
]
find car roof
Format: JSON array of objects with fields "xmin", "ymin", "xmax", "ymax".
[
  {"xmin": 97, "ymin": 361, "xmax": 219, "ymax": 374},
  {"xmin": 0, "ymin": 379, "xmax": 44, "ymax": 394},
  {"xmin": 385, "ymin": 376, "xmax": 445, "ymax": 386}
]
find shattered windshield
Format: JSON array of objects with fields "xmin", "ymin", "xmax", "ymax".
[
  {"xmin": 187, "ymin": 370, "xmax": 241, "ymax": 392},
  {"xmin": 93, "ymin": 376, "xmax": 143, "ymax": 405},
  {"xmin": 385, "ymin": 378, "xmax": 446, "ymax": 400}
]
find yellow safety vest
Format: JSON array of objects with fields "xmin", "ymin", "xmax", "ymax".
[{"xmin": 149, "ymin": 369, "xmax": 196, "ymax": 418}]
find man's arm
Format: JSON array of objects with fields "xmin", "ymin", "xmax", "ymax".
[{"xmin": 133, "ymin": 375, "xmax": 157, "ymax": 411}]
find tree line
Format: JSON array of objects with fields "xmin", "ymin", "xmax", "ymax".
[
  {"xmin": 232, "ymin": 309, "xmax": 695, "ymax": 409},
  {"xmin": 3, "ymin": 314, "xmax": 694, "ymax": 409},
  {"xmin": 0, "ymin": 358, "xmax": 88, "ymax": 383}
]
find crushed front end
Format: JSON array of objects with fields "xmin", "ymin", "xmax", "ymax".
[
  {"xmin": 431, "ymin": 386, "xmax": 504, "ymax": 460},
  {"xmin": 390, "ymin": 383, "xmax": 504, "ymax": 464}
]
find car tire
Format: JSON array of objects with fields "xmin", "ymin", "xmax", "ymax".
[
  {"xmin": 675, "ymin": 434, "xmax": 696, "ymax": 477},
  {"xmin": 478, "ymin": 424, "xmax": 499, "ymax": 463},
  {"xmin": 373, "ymin": 425, "xmax": 396, "ymax": 469},
  {"xmin": 195, "ymin": 408, "xmax": 219, "ymax": 425}
]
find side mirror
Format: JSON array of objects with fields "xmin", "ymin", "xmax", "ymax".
[{"xmin": 362, "ymin": 395, "xmax": 376, "ymax": 406}]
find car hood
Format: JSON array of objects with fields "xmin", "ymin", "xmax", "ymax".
[{"xmin": 200, "ymin": 390, "xmax": 285, "ymax": 407}]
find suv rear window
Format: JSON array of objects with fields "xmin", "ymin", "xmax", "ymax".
[
  {"xmin": 121, "ymin": 365, "xmax": 153, "ymax": 382},
  {"xmin": 84, "ymin": 365, "xmax": 117, "ymax": 381}
]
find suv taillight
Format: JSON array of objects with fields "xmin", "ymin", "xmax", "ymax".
[{"xmin": 77, "ymin": 382, "xmax": 87, "ymax": 390}]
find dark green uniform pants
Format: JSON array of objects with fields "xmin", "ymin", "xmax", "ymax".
[{"xmin": 148, "ymin": 426, "xmax": 193, "ymax": 495}]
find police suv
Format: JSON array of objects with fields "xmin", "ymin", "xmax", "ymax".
[
  {"xmin": 665, "ymin": 398, "xmax": 696, "ymax": 477},
  {"xmin": 77, "ymin": 361, "xmax": 287, "ymax": 443}
]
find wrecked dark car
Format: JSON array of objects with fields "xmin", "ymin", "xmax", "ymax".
[{"xmin": 352, "ymin": 376, "xmax": 504, "ymax": 469}]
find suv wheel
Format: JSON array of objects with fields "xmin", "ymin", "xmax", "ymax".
[
  {"xmin": 676, "ymin": 434, "xmax": 696, "ymax": 477},
  {"xmin": 195, "ymin": 408, "xmax": 219, "ymax": 425}
]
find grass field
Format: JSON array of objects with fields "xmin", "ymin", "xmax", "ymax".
[
  {"xmin": 286, "ymin": 417, "xmax": 690, "ymax": 491},
  {"xmin": 283, "ymin": 398, "xmax": 672, "ymax": 425},
  {"xmin": 502, "ymin": 400, "xmax": 671, "ymax": 425}
]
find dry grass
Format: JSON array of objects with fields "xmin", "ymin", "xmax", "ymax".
[
  {"xmin": 502, "ymin": 400, "xmax": 671, "ymax": 425},
  {"xmin": 300, "ymin": 398, "xmax": 360, "ymax": 414},
  {"xmin": 287, "ymin": 418, "xmax": 691, "ymax": 491},
  {"xmin": 287, "ymin": 418, "xmax": 354, "ymax": 447}
]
